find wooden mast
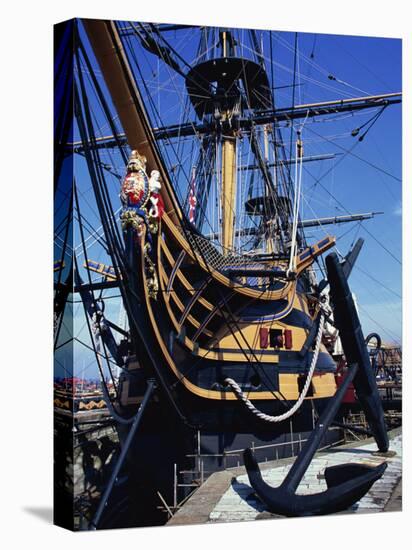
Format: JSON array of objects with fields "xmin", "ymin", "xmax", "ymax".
[
  {"xmin": 220, "ymin": 31, "xmax": 237, "ymax": 254},
  {"xmin": 221, "ymin": 135, "xmax": 236, "ymax": 252},
  {"xmin": 263, "ymin": 124, "xmax": 275, "ymax": 254}
]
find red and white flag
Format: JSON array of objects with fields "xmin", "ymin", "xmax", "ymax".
[{"xmin": 188, "ymin": 167, "xmax": 197, "ymax": 223}]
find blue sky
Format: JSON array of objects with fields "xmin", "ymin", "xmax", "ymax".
[{"xmin": 54, "ymin": 21, "xmax": 402, "ymax": 380}]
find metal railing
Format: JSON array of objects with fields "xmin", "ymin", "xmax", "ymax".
[{"xmin": 158, "ymin": 427, "xmax": 345, "ymax": 518}]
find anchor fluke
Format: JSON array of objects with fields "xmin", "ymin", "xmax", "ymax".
[{"xmin": 323, "ymin": 462, "xmax": 385, "ymax": 489}]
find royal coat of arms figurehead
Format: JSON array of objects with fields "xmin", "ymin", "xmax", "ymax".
[
  {"xmin": 120, "ymin": 150, "xmax": 149, "ymax": 209},
  {"xmin": 120, "ymin": 150, "xmax": 165, "ymax": 239}
]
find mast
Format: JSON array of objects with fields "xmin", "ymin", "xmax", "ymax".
[
  {"xmin": 219, "ymin": 30, "xmax": 237, "ymax": 253},
  {"xmin": 83, "ymin": 21, "xmax": 401, "ymax": 260},
  {"xmin": 221, "ymin": 135, "xmax": 237, "ymax": 252},
  {"xmin": 185, "ymin": 28, "xmax": 273, "ymax": 252},
  {"xmin": 263, "ymin": 124, "xmax": 275, "ymax": 254}
]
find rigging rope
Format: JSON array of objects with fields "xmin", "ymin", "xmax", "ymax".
[
  {"xmin": 225, "ymin": 310, "xmax": 325, "ymax": 423},
  {"xmin": 287, "ymin": 109, "xmax": 309, "ymax": 276},
  {"xmin": 287, "ymin": 133, "xmax": 303, "ymax": 275}
]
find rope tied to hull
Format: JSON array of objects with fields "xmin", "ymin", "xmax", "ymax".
[{"xmin": 224, "ymin": 311, "xmax": 325, "ymax": 423}]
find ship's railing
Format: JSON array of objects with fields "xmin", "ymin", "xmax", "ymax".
[
  {"xmin": 157, "ymin": 431, "xmax": 345, "ymax": 519},
  {"xmin": 223, "ymin": 430, "xmax": 344, "ymax": 467},
  {"xmin": 185, "ymin": 229, "xmax": 263, "ymax": 269},
  {"xmin": 184, "ymin": 228, "xmax": 284, "ymax": 288}
]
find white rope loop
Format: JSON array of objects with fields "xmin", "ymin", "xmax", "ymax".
[{"xmin": 225, "ymin": 312, "xmax": 325, "ymax": 423}]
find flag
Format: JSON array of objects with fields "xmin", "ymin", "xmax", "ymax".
[{"xmin": 188, "ymin": 167, "xmax": 197, "ymax": 223}]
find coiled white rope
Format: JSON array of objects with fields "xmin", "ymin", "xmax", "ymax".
[{"xmin": 225, "ymin": 312, "xmax": 325, "ymax": 423}]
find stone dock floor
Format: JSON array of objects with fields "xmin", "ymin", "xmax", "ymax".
[{"xmin": 168, "ymin": 429, "xmax": 402, "ymax": 526}]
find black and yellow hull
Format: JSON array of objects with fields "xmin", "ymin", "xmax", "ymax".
[{"xmin": 120, "ymin": 211, "xmax": 338, "ymax": 430}]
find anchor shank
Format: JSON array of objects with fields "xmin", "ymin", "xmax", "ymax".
[
  {"xmin": 326, "ymin": 252, "xmax": 389, "ymax": 452},
  {"xmin": 283, "ymin": 364, "xmax": 358, "ymax": 493}
]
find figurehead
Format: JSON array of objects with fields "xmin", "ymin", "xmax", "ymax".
[{"xmin": 120, "ymin": 150, "xmax": 149, "ymax": 208}]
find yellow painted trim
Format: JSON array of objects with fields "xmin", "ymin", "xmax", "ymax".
[
  {"xmin": 84, "ymin": 260, "xmax": 118, "ymax": 280},
  {"xmin": 296, "ymin": 236, "xmax": 336, "ymax": 274},
  {"xmin": 311, "ymin": 373, "xmax": 337, "ymax": 397}
]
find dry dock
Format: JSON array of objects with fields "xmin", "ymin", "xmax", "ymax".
[{"xmin": 168, "ymin": 429, "xmax": 402, "ymax": 525}]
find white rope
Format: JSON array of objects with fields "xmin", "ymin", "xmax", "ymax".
[
  {"xmin": 287, "ymin": 137, "xmax": 303, "ymax": 276},
  {"xmin": 225, "ymin": 312, "xmax": 325, "ymax": 423},
  {"xmin": 287, "ymin": 111, "xmax": 310, "ymax": 277}
]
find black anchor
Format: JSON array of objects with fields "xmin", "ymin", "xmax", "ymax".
[{"xmin": 244, "ymin": 253, "xmax": 388, "ymax": 516}]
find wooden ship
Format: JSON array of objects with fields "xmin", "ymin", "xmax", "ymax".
[{"xmin": 53, "ymin": 18, "xmax": 401, "ymax": 527}]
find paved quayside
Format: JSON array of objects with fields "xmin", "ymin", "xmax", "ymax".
[{"xmin": 168, "ymin": 429, "xmax": 402, "ymax": 525}]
